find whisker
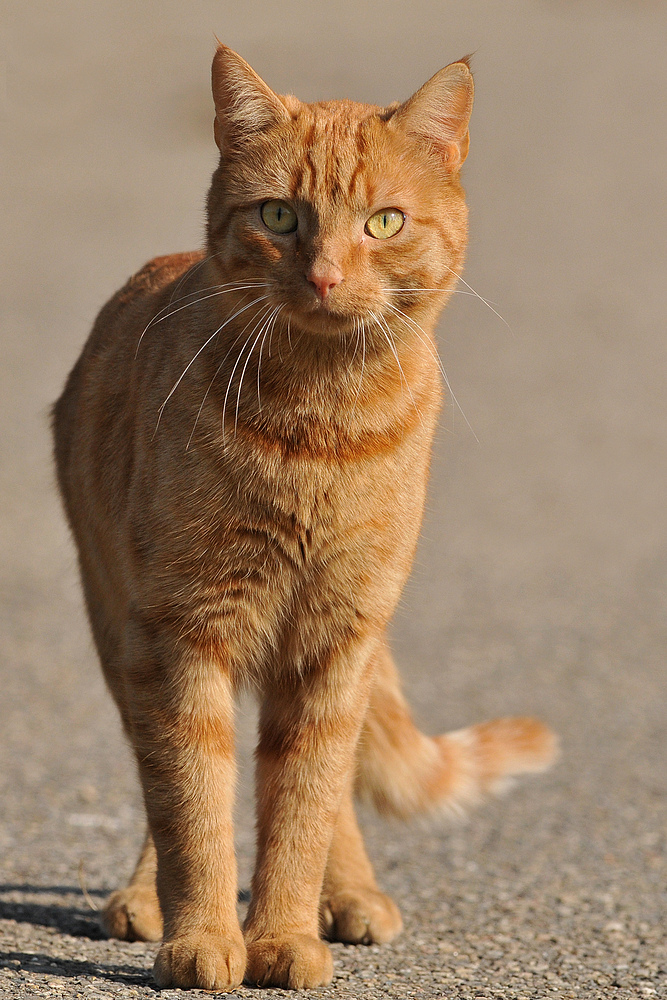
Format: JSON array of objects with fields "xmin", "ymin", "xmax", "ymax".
[
  {"xmin": 185, "ymin": 301, "xmax": 273, "ymax": 450},
  {"xmin": 382, "ymin": 273, "xmax": 511, "ymax": 334},
  {"xmin": 360, "ymin": 319, "xmax": 367, "ymax": 387},
  {"xmin": 370, "ymin": 310, "xmax": 423, "ymax": 425},
  {"xmin": 154, "ymin": 293, "xmax": 271, "ymax": 437},
  {"xmin": 140, "ymin": 258, "xmax": 221, "ymax": 352},
  {"xmin": 277, "ymin": 312, "xmax": 294, "ymax": 364},
  {"xmin": 235, "ymin": 304, "xmax": 282, "ymax": 433},
  {"xmin": 164, "ymin": 253, "xmax": 217, "ymax": 314},
  {"xmin": 221, "ymin": 304, "xmax": 276, "ymax": 445},
  {"xmin": 136, "ymin": 281, "xmax": 272, "ymax": 358},
  {"xmin": 383, "ymin": 287, "xmax": 484, "ymax": 298},
  {"xmin": 441, "ymin": 266, "xmax": 512, "ymax": 334},
  {"xmin": 385, "ymin": 302, "xmax": 479, "ymax": 443},
  {"xmin": 267, "ymin": 313, "xmax": 276, "ymax": 360},
  {"xmin": 256, "ymin": 305, "xmax": 284, "ymax": 412},
  {"xmin": 289, "ymin": 326, "xmax": 305, "ymax": 354},
  {"xmin": 349, "ymin": 316, "xmax": 361, "ymax": 367},
  {"xmin": 256, "ymin": 326, "xmax": 270, "ymax": 414},
  {"xmin": 154, "ymin": 279, "xmax": 270, "ymax": 324},
  {"xmin": 351, "ymin": 318, "xmax": 367, "ymax": 415}
]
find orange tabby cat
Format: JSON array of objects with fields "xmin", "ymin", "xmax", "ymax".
[{"xmin": 53, "ymin": 44, "xmax": 556, "ymax": 991}]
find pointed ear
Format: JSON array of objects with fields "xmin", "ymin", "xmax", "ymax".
[
  {"xmin": 211, "ymin": 43, "xmax": 291, "ymax": 152},
  {"xmin": 390, "ymin": 59, "xmax": 474, "ymax": 172}
]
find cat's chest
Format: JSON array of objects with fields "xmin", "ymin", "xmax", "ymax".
[
  {"xmin": 215, "ymin": 417, "xmax": 424, "ymax": 540},
  {"xmin": 131, "ymin": 411, "xmax": 432, "ymax": 667},
  {"xmin": 154, "ymin": 419, "xmax": 426, "ymax": 589},
  {"xmin": 206, "ymin": 443, "xmax": 424, "ymax": 657}
]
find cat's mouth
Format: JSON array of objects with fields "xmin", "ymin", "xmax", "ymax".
[{"xmin": 292, "ymin": 302, "xmax": 358, "ymax": 337}]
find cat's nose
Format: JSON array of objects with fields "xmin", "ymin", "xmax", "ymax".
[{"xmin": 306, "ymin": 267, "xmax": 343, "ymax": 300}]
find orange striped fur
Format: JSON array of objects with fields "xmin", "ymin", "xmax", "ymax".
[{"xmin": 53, "ymin": 44, "xmax": 556, "ymax": 991}]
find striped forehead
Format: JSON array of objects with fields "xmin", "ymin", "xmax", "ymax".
[{"xmin": 287, "ymin": 111, "xmax": 374, "ymax": 211}]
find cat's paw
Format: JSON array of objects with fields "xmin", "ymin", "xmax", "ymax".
[
  {"xmin": 102, "ymin": 886, "xmax": 163, "ymax": 942},
  {"xmin": 245, "ymin": 934, "xmax": 333, "ymax": 989},
  {"xmin": 153, "ymin": 932, "xmax": 246, "ymax": 990},
  {"xmin": 320, "ymin": 888, "xmax": 403, "ymax": 944}
]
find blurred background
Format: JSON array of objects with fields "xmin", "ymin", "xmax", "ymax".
[{"xmin": 1, "ymin": 1, "xmax": 666, "ymax": 996}]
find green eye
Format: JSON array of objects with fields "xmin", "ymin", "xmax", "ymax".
[
  {"xmin": 261, "ymin": 199, "xmax": 298, "ymax": 234},
  {"xmin": 365, "ymin": 208, "xmax": 405, "ymax": 239}
]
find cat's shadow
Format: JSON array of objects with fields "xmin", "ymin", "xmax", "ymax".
[
  {"xmin": 0, "ymin": 884, "xmax": 255, "ymax": 991},
  {"xmin": 0, "ymin": 884, "xmax": 107, "ymax": 940},
  {"xmin": 0, "ymin": 950, "xmax": 155, "ymax": 989},
  {"xmin": 0, "ymin": 883, "xmax": 251, "ymax": 939},
  {"xmin": 0, "ymin": 885, "xmax": 152, "ymax": 988}
]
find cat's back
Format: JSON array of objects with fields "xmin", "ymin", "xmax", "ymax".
[
  {"xmin": 59, "ymin": 249, "xmax": 203, "ymax": 393},
  {"xmin": 112, "ymin": 251, "xmax": 205, "ymax": 320},
  {"xmin": 53, "ymin": 250, "xmax": 203, "ymax": 513}
]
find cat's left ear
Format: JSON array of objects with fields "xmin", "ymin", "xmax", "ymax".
[
  {"xmin": 389, "ymin": 59, "xmax": 474, "ymax": 172},
  {"xmin": 212, "ymin": 42, "xmax": 291, "ymax": 152}
]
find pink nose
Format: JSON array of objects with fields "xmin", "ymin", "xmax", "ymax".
[{"xmin": 307, "ymin": 268, "xmax": 343, "ymax": 300}]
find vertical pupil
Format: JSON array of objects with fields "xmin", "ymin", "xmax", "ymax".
[{"xmin": 382, "ymin": 213, "xmax": 388, "ymax": 228}]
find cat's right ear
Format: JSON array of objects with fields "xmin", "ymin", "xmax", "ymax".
[
  {"xmin": 389, "ymin": 59, "xmax": 474, "ymax": 172},
  {"xmin": 212, "ymin": 43, "xmax": 291, "ymax": 153}
]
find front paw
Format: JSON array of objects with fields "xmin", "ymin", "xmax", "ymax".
[
  {"xmin": 102, "ymin": 886, "xmax": 163, "ymax": 942},
  {"xmin": 245, "ymin": 934, "xmax": 333, "ymax": 989},
  {"xmin": 320, "ymin": 888, "xmax": 403, "ymax": 944},
  {"xmin": 153, "ymin": 932, "xmax": 246, "ymax": 990}
]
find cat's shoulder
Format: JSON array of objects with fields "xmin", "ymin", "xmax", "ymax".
[
  {"xmin": 88, "ymin": 250, "xmax": 206, "ymax": 352},
  {"xmin": 117, "ymin": 251, "xmax": 206, "ymax": 306}
]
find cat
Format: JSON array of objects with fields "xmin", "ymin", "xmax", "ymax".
[{"xmin": 52, "ymin": 43, "xmax": 556, "ymax": 991}]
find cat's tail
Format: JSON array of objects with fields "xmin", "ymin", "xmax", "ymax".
[{"xmin": 355, "ymin": 643, "xmax": 557, "ymax": 820}]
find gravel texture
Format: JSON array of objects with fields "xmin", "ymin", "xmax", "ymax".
[{"xmin": 2, "ymin": 1, "xmax": 666, "ymax": 997}]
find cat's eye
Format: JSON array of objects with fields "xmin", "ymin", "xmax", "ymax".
[
  {"xmin": 365, "ymin": 209, "xmax": 405, "ymax": 240},
  {"xmin": 261, "ymin": 199, "xmax": 298, "ymax": 234}
]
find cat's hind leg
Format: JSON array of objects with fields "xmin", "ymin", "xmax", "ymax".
[
  {"xmin": 102, "ymin": 830, "xmax": 163, "ymax": 942},
  {"xmin": 320, "ymin": 779, "xmax": 402, "ymax": 945},
  {"xmin": 320, "ymin": 642, "xmax": 556, "ymax": 946}
]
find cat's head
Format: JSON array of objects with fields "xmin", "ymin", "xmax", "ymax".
[{"xmin": 206, "ymin": 44, "xmax": 473, "ymax": 338}]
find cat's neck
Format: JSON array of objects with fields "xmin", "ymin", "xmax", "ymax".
[
  {"xmin": 201, "ymin": 307, "xmax": 441, "ymax": 452},
  {"xmin": 173, "ymin": 259, "xmax": 444, "ymax": 450}
]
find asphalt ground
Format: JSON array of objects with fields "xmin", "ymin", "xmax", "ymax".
[{"xmin": 1, "ymin": 2, "xmax": 666, "ymax": 997}]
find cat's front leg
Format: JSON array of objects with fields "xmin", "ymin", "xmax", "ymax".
[
  {"xmin": 123, "ymin": 623, "xmax": 246, "ymax": 991},
  {"xmin": 244, "ymin": 644, "xmax": 377, "ymax": 990}
]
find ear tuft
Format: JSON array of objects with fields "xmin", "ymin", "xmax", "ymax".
[
  {"xmin": 212, "ymin": 42, "xmax": 291, "ymax": 152},
  {"xmin": 391, "ymin": 59, "xmax": 474, "ymax": 172}
]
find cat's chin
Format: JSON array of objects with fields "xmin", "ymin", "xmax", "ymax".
[{"xmin": 291, "ymin": 306, "xmax": 358, "ymax": 339}]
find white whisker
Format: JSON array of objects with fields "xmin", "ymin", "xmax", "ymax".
[
  {"xmin": 164, "ymin": 254, "xmax": 216, "ymax": 314},
  {"xmin": 221, "ymin": 304, "xmax": 275, "ymax": 445},
  {"xmin": 136, "ymin": 281, "xmax": 271, "ymax": 358},
  {"xmin": 235, "ymin": 305, "xmax": 282, "ymax": 433},
  {"xmin": 385, "ymin": 302, "xmax": 479, "ymax": 443},
  {"xmin": 370, "ymin": 310, "xmax": 423, "ymax": 425},
  {"xmin": 155, "ymin": 279, "xmax": 270, "ymax": 323},
  {"xmin": 441, "ymin": 266, "xmax": 512, "ymax": 334},
  {"xmin": 349, "ymin": 316, "xmax": 361, "ymax": 367},
  {"xmin": 351, "ymin": 318, "xmax": 367, "ymax": 415},
  {"xmin": 185, "ymin": 301, "xmax": 273, "ymax": 450},
  {"xmin": 154, "ymin": 293, "xmax": 271, "ymax": 438},
  {"xmin": 256, "ymin": 305, "xmax": 284, "ymax": 412},
  {"xmin": 383, "ymin": 287, "xmax": 483, "ymax": 298},
  {"xmin": 382, "ymin": 273, "xmax": 511, "ymax": 334}
]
